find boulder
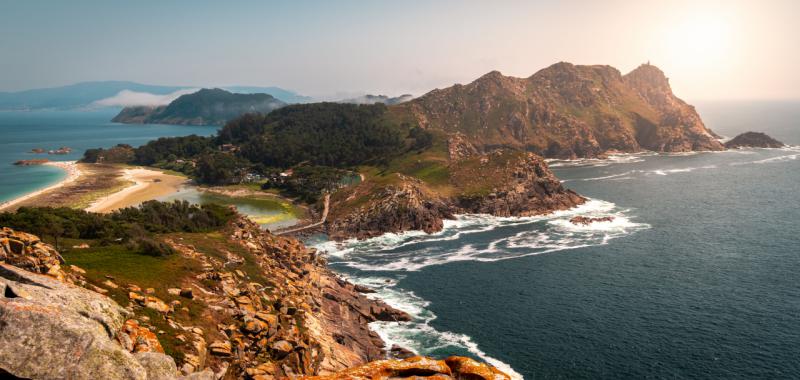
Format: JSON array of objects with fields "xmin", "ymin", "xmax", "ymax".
[{"xmin": 0, "ymin": 263, "xmax": 182, "ymax": 380}]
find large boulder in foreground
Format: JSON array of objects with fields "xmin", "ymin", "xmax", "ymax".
[
  {"xmin": 301, "ymin": 355, "xmax": 511, "ymax": 380},
  {"xmin": 0, "ymin": 263, "xmax": 205, "ymax": 380},
  {"xmin": 724, "ymin": 132, "xmax": 785, "ymax": 149}
]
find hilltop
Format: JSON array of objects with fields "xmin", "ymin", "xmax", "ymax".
[
  {"xmin": 112, "ymin": 88, "xmax": 287, "ymax": 126},
  {"xmin": 393, "ymin": 62, "xmax": 723, "ymax": 158}
]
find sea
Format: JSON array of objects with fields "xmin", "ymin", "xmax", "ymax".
[
  {"xmin": 0, "ymin": 109, "xmax": 219, "ymax": 204},
  {"xmin": 310, "ymin": 100, "xmax": 800, "ymax": 379},
  {"xmin": 1, "ymin": 103, "xmax": 798, "ymax": 379}
]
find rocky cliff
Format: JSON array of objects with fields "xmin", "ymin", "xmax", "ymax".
[
  {"xmin": 0, "ymin": 224, "xmax": 509, "ymax": 379},
  {"xmin": 394, "ymin": 62, "xmax": 723, "ymax": 159},
  {"xmin": 724, "ymin": 132, "xmax": 785, "ymax": 148},
  {"xmin": 112, "ymin": 89, "xmax": 286, "ymax": 126}
]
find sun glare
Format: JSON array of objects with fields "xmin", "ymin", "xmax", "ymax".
[{"xmin": 662, "ymin": 12, "xmax": 733, "ymax": 69}]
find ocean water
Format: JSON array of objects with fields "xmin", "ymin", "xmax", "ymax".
[
  {"xmin": 312, "ymin": 101, "xmax": 800, "ymax": 379},
  {"xmin": 0, "ymin": 110, "xmax": 218, "ymax": 203}
]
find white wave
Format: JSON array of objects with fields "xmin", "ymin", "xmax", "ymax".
[
  {"xmin": 315, "ymin": 199, "xmax": 649, "ymax": 272},
  {"xmin": 311, "ymin": 198, "xmax": 651, "ymax": 379},
  {"xmin": 546, "ymin": 152, "xmax": 654, "ymax": 168},
  {"xmin": 336, "ymin": 273, "xmax": 525, "ymax": 379}
]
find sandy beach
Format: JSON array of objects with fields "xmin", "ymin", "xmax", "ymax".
[
  {"xmin": 0, "ymin": 161, "xmax": 82, "ymax": 212},
  {"xmin": 85, "ymin": 167, "xmax": 188, "ymax": 213}
]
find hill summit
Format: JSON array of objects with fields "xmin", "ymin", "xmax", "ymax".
[
  {"xmin": 112, "ymin": 88, "xmax": 286, "ymax": 126},
  {"xmin": 393, "ymin": 62, "xmax": 723, "ymax": 158}
]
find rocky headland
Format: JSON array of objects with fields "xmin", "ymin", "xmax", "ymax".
[
  {"xmin": 327, "ymin": 149, "xmax": 585, "ymax": 240},
  {"xmin": 724, "ymin": 132, "xmax": 785, "ymax": 149},
  {"xmin": 0, "ymin": 220, "xmax": 509, "ymax": 379}
]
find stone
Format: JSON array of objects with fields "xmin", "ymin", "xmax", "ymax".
[
  {"xmin": 167, "ymin": 288, "xmax": 181, "ymax": 296},
  {"xmin": 270, "ymin": 340, "xmax": 294, "ymax": 359},
  {"xmin": 144, "ymin": 296, "xmax": 171, "ymax": 314},
  {"xmin": 180, "ymin": 288, "xmax": 194, "ymax": 299},
  {"xmin": 209, "ymin": 341, "xmax": 232, "ymax": 356},
  {"xmin": 0, "ymin": 263, "xmax": 182, "ymax": 380},
  {"xmin": 69, "ymin": 265, "xmax": 86, "ymax": 274}
]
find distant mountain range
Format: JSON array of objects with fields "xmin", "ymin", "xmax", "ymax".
[
  {"xmin": 112, "ymin": 88, "xmax": 287, "ymax": 126},
  {"xmin": 0, "ymin": 81, "xmax": 310, "ymax": 110}
]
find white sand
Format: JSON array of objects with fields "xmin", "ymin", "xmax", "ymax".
[{"xmin": 85, "ymin": 167, "xmax": 188, "ymax": 213}]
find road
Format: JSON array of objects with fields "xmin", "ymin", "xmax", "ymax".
[{"xmin": 275, "ymin": 193, "xmax": 330, "ymax": 235}]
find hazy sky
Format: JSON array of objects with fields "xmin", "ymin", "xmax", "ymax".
[{"xmin": 1, "ymin": 0, "xmax": 798, "ymax": 100}]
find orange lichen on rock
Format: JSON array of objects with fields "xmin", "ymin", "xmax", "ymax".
[
  {"xmin": 301, "ymin": 355, "xmax": 510, "ymax": 380},
  {"xmin": 119, "ymin": 319, "xmax": 165, "ymax": 353}
]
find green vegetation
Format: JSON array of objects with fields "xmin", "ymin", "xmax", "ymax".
[
  {"xmin": 262, "ymin": 165, "xmax": 351, "ymax": 203},
  {"xmin": 82, "ymin": 103, "xmax": 435, "ymax": 201},
  {"xmin": 0, "ymin": 200, "xmax": 235, "ymax": 255}
]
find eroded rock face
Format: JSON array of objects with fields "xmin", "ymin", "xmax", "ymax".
[
  {"xmin": 452, "ymin": 152, "xmax": 585, "ymax": 217},
  {"xmin": 724, "ymin": 132, "xmax": 785, "ymax": 149},
  {"xmin": 398, "ymin": 62, "xmax": 723, "ymax": 159},
  {"xmin": 327, "ymin": 174, "xmax": 454, "ymax": 240},
  {"xmin": 328, "ymin": 150, "xmax": 585, "ymax": 240},
  {"xmin": 0, "ymin": 263, "xmax": 184, "ymax": 380},
  {"xmin": 300, "ymin": 355, "xmax": 511, "ymax": 380}
]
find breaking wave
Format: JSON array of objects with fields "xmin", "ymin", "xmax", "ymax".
[{"xmin": 311, "ymin": 199, "xmax": 649, "ymax": 379}]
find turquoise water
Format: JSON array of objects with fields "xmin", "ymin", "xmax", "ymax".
[
  {"xmin": 0, "ymin": 110, "xmax": 219, "ymax": 203},
  {"xmin": 314, "ymin": 101, "xmax": 800, "ymax": 379}
]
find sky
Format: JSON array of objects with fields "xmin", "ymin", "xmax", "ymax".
[{"xmin": 1, "ymin": 0, "xmax": 798, "ymax": 100}]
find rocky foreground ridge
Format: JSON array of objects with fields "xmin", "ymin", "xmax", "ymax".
[
  {"xmin": 724, "ymin": 132, "xmax": 785, "ymax": 149},
  {"xmin": 394, "ymin": 62, "xmax": 723, "ymax": 159},
  {"xmin": 0, "ymin": 224, "xmax": 509, "ymax": 379}
]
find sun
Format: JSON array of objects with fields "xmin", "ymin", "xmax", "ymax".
[{"xmin": 662, "ymin": 12, "xmax": 733, "ymax": 69}]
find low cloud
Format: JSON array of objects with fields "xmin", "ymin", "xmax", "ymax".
[{"xmin": 94, "ymin": 88, "xmax": 200, "ymax": 107}]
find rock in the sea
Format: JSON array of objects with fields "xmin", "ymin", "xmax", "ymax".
[
  {"xmin": 724, "ymin": 132, "xmax": 785, "ymax": 149},
  {"xmin": 569, "ymin": 216, "xmax": 615, "ymax": 225}
]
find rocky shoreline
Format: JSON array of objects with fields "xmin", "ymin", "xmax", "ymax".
[
  {"xmin": 0, "ymin": 219, "xmax": 510, "ymax": 379},
  {"xmin": 326, "ymin": 150, "xmax": 586, "ymax": 241}
]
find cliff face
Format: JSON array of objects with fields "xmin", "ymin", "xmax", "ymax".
[
  {"xmin": 396, "ymin": 62, "xmax": 723, "ymax": 159},
  {"xmin": 112, "ymin": 89, "xmax": 286, "ymax": 126},
  {"xmin": 724, "ymin": 132, "xmax": 785, "ymax": 148}
]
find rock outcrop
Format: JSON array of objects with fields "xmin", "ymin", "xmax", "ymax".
[
  {"xmin": 0, "ymin": 263, "xmax": 210, "ymax": 380},
  {"xmin": 724, "ymin": 132, "xmax": 785, "ymax": 149},
  {"xmin": 0, "ymin": 224, "xmax": 509, "ymax": 379},
  {"xmin": 328, "ymin": 150, "xmax": 585, "ymax": 240},
  {"xmin": 302, "ymin": 355, "xmax": 511, "ymax": 380},
  {"xmin": 327, "ymin": 174, "xmax": 454, "ymax": 240},
  {"xmin": 395, "ymin": 62, "xmax": 723, "ymax": 159}
]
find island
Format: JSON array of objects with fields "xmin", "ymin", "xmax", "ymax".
[
  {"xmin": 112, "ymin": 88, "xmax": 286, "ymax": 126},
  {"xmin": 724, "ymin": 131, "xmax": 786, "ymax": 148}
]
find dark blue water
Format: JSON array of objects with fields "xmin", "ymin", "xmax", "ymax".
[
  {"xmin": 316, "ymin": 101, "xmax": 800, "ymax": 379},
  {"xmin": 0, "ymin": 110, "xmax": 218, "ymax": 203}
]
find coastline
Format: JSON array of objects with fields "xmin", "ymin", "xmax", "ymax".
[
  {"xmin": 0, "ymin": 161, "xmax": 82, "ymax": 212},
  {"xmin": 85, "ymin": 167, "xmax": 189, "ymax": 213}
]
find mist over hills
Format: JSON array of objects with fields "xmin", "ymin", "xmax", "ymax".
[{"xmin": 0, "ymin": 81, "xmax": 310, "ymax": 110}]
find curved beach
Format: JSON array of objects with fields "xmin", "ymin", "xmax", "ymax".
[
  {"xmin": 0, "ymin": 161, "xmax": 82, "ymax": 212},
  {"xmin": 85, "ymin": 167, "xmax": 189, "ymax": 213}
]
